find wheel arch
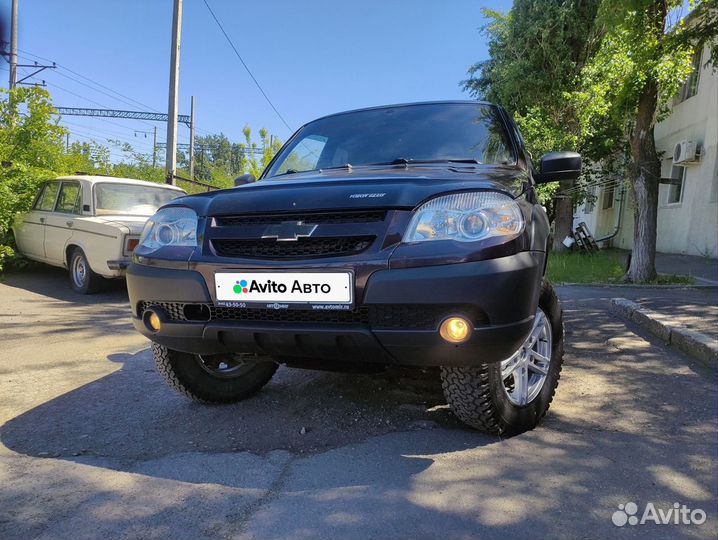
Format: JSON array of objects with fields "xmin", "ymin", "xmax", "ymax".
[{"xmin": 65, "ymin": 243, "xmax": 86, "ymax": 270}]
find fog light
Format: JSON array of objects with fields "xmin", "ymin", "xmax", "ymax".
[
  {"xmin": 147, "ymin": 311, "xmax": 162, "ymax": 332},
  {"xmin": 440, "ymin": 316, "xmax": 471, "ymax": 343}
]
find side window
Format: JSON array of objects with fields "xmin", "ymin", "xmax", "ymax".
[
  {"xmin": 55, "ymin": 182, "xmax": 82, "ymax": 214},
  {"xmin": 583, "ymin": 187, "xmax": 596, "ymax": 214},
  {"xmin": 602, "ymin": 185, "xmax": 616, "ymax": 210},
  {"xmin": 676, "ymin": 49, "xmax": 702, "ymax": 103},
  {"xmin": 665, "ymin": 165, "xmax": 685, "ymax": 205},
  {"xmin": 35, "ymin": 182, "xmax": 60, "ymax": 212}
]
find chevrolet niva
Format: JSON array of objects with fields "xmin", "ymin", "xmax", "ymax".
[{"xmin": 127, "ymin": 101, "xmax": 581, "ymax": 435}]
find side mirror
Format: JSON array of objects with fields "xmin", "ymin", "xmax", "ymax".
[
  {"xmin": 534, "ymin": 151, "xmax": 581, "ymax": 184},
  {"xmin": 234, "ymin": 174, "xmax": 256, "ymax": 187}
]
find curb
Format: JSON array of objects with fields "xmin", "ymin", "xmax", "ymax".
[{"xmin": 609, "ymin": 298, "xmax": 718, "ymax": 367}]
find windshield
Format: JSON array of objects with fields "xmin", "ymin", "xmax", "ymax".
[
  {"xmin": 94, "ymin": 183, "xmax": 184, "ymax": 216},
  {"xmin": 265, "ymin": 103, "xmax": 516, "ymax": 178}
]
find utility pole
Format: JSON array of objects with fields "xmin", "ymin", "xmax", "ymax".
[
  {"xmin": 9, "ymin": 0, "xmax": 18, "ymax": 90},
  {"xmin": 152, "ymin": 126, "xmax": 158, "ymax": 169},
  {"xmin": 189, "ymin": 95, "xmax": 196, "ymax": 180},
  {"xmin": 165, "ymin": 0, "xmax": 183, "ymax": 185}
]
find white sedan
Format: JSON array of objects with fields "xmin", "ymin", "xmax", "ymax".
[{"xmin": 12, "ymin": 175, "xmax": 186, "ymax": 293}]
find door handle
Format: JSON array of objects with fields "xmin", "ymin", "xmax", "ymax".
[
  {"xmin": 66, "ymin": 220, "xmax": 74, "ymax": 227},
  {"xmin": 39, "ymin": 217, "xmax": 45, "ymax": 224}
]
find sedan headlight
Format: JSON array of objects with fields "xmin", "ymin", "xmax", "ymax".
[
  {"xmin": 139, "ymin": 207, "xmax": 198, "ymax": 250},
  {"xmin": 403, "ymin": 192, "xmax": 524, "ymax": 243}
]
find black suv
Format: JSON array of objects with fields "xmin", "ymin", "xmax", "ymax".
[{"xmin": 127, "ymin": 101, "xmax": 581, "ymax": 435}]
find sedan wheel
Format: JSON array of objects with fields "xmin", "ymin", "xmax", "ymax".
[{"xmin": 68, "ymin": 247, "xmax": 102, "ymax": 294}]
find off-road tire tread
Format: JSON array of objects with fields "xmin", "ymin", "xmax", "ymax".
[
  {"xmin": 440, "ymin": 364, "xmax": 500, "ymax": 433},
  {"xmin": 152, "ymin": 342, "xmax": 211, "ymax": 403},
  {"xmin": 152, "ymin": 343, "xmax": 278, "ymax": 404},
  {"xmin": 441, "ymin": 280, "xmax": 564, "ymax": 435}
]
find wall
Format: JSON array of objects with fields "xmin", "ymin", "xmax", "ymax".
[{"xmin": 576, "ymin": 41, "xmax": 718, "ymax": 258}]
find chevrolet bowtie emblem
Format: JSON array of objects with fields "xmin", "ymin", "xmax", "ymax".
[{"xmin": 261, "ymin": 221, "xmax": 318, "ymax": 241}]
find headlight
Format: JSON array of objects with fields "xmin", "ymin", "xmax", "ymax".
[
  {"xmin": 403, "ymin": 192, "xmax": 524, "ymax": 243},
  {"xmin": 139, "ymin": 207, "xmax": 198, "ymax": 250}
]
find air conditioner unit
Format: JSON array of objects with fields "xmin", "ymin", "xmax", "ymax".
[{"xmin": 673, "ymin": 140, "xmax": 699, "ymax": 164}]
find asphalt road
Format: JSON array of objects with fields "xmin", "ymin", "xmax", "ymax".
[{"xmin": 1, "ymin": 266, "xmax": 716, "ymax": 540}]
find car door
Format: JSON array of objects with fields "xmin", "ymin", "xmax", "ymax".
[
  {"xmin": 14, "ymin": 182, "xmax": 60, "ymax": 260},
  {"xmin": 43, "ymin": 181, "xmax": 83, "ymax": 265}
]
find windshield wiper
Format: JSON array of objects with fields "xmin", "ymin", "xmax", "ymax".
[
  {"xmin": 276, "ymin": 168, "xmax": 300, "ymax": 176},
  {"xmin": 369, "ymin": 158, "xmax": 482, "ymax": 166},
  {"xmin": 318, "ymin": 163, "xmax": 352, "ymax": 172},
  {"xmin": 273, "ymin": 164, "xmax": 352, "ymax": 179}
]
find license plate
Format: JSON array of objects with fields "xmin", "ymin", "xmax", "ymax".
[{"xmin": 215, "ymin": 271, "xmax": 353, "ymax": 309}]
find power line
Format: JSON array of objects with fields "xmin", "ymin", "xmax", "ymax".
[
  {"xmin": 61, "ymin": 122, "xmax": 157, "ymax": 152},
  {"xmin": 45, "ymin": 82, "xmax": 169, "ymax": 135},
  {"xmin": 19, "ymin": 49, "xmax": 214, "ymax": 139},
  {"xmin": 18, "ymin": 48, "xmax": 160, "ymax": 113},
  {"xmin": 64, "ymin": 132, "xmax": 128, "ymax": 159},
  {"xmin": 202, "ymin": 0, "xmax": 293, "ymax": 134}
]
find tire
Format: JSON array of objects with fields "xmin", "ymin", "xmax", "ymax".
[
  {"xmin": 440, "ymin": 279, "xmax": 564, "ymax": 435},
  {"xmin": 152, "ymin": 343, "xmax": 278, "ymax": 403},
  {"xmin": 68, "ymin": 247, "xmax": 103, "ymax": 294}
]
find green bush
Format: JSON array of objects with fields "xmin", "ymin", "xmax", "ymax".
[{"xmin": 0, "ymin": 88, "xmax": 100, "ymax": 272}]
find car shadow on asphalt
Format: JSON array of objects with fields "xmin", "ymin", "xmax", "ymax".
[
  {"xmin": 1, "ymin": 299, "xmax": 717, "ymax": 539},
  {"xmin": 0, "ymin": 347, "xmax": 476, "ymax": 485},
  {"xmin": 1, "ymin": 264, "xmax": 129, "ymax": 304}
]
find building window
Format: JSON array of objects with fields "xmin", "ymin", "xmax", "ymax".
[
  {"xmin": 583, "ymin": 187, "xmax": 596, "ymax": 214},
  {"xmin": 602, "ymin": 184, "xmax": 615, "ymax": 210},
  {"xmin": 676, "ymin": 49, "xmax": 702, "ymax": 103},
  {"xmin": 665, "ymin": 165, "xmax": 685, "ymax": 205}
]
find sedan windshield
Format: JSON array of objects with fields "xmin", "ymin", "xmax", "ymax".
[
  {"xmin": 265, "ymin": 103, "xmax": 516, "ymax": 178},
  {"xmin": 95, "ymin": 183, "xmax": 184, "ymax": 216}
]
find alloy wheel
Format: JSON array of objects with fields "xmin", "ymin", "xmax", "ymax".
[{"xmin": 500, "ymin": 308, "xmax": 552, "ymax": 406}]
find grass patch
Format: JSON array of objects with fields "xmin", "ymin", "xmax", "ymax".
[
  {"xmin": 546, "ymin": 249, "xmax": 694, "ymax": 285},
  {"xmin": 547, "ymin": 250, "xmax": 626, "ymax": 284},
  {"xmin": 653, "ymin": 274, "xmax": 694, "ymax": 285}
]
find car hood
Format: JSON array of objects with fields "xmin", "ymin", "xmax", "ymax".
[{"xmin": 169, "ymin": 166, "xmax": 529, "ymax": 216}]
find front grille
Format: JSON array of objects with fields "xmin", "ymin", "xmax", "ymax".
[
  {"xmin": 214, "ymin": 210, "xmax": 386, "ymax": 227},
  {"xmin": 138, "ymin": 301, "xmax": 488, "ymax": 330},
  {"xmin": 211, "ymin": 236, "xmax": 375, "ymax": 259}
]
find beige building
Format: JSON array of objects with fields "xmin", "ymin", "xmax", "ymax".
[{"xmin": 573, "ymin": 41, "xmax": 718, "ymax": 258}]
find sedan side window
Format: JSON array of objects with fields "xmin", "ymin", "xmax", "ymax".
[
  {"xmin": 35, "ymin": 182, "xmax": 60, "ymax": 212},
  {"xmin": 55, "ymin": 182, "xmax": 82, "ymax": 214}
]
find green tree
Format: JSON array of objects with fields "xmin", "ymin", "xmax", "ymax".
[
  {"xmin": 191, "ymin": 127, "xmax": 282, "ymax": 185},
  {"xmin": 574, "ymin": 0, "xmax": 717, "ymax": 281},
  {"xmin": 464, "ymin": 0, "xmax": 602, "ymax": 250},
  {"xmin": 109, "ymin": 140, "xmax": 166, "ymax": 184},
  {"xmin": 0, "ymin": 88, "xmax": 102, "ymax": 270}
]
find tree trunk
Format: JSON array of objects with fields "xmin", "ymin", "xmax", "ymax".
[
  {"xmin": 552, "ymin": 180, "xmax": 575, "ymax": 251},
  {"xmin": 625, "ymin": 78, "xmax": 660, "ymax": 283}
]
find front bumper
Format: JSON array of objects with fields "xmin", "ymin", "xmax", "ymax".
[{"xmin": 126, "ymin": 251, "xmax": 544, "ymax": 367}]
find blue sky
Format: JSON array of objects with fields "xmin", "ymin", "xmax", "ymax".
[{"xmin": 1, "ymin": 0, "xmax": 511, "ymax": 160}]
